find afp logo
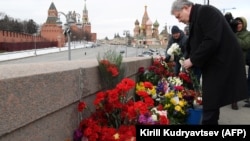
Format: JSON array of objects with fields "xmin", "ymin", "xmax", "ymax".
[{"xmin": 222, "ymin": 129, "xmax": 246, "ymax": 138}]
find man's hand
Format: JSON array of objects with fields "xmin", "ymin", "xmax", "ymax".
[{"xmin": 183, "ymin": 58, "xmax": 193, "ymax": 70}]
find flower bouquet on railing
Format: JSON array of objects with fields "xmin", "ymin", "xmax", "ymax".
[{"xmin": 97, "ymin": 49, "xmax": 125, "ymax": 90}]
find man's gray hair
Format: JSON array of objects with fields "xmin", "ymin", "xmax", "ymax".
[{"xmin": 171, "ymin": 0, "xmax": 194, "ymax": 14}]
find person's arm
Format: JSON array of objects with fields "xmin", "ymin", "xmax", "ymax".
[
  {"xmin": 237, "ymin": 31, "xmax": 250, "ymax": 51},
  {"xmin": 189, "ymin": 6, "xmax": 224, "ymax": 68}
]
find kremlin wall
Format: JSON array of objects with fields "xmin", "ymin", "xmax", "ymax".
[
  {"xmin": 0, "ymin": 1, "xmax": 169, "ymax": 52},
  {"xmin": 0, "ymin": 1, "xmax": 96, "ymax": 52}
]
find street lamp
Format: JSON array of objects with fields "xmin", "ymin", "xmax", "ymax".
[
  {"xmin": 57, "ymin": 35, "xmax": 61, "ymax": 51},
  {"xmin": 221, "ymin": 7, "xmax": 236, "ymax": 14},
  {"xmin": 204, "ymin": 0, "xmax": 209, "ymax": 5},
  {"xmin": 56, "ymin": 11, "xmax": 75, "ymax": 60},
  {"xmin": 34, "ymin": 33, "xmax": 37, "ymax": 56},
  {"xmin": 123, "ymin": 30, "xmax": 130, "ymax": 57}
]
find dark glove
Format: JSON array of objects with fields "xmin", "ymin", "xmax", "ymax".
[
  {"xmin": 174, "ymin": 55, "xmax": 180, "ymax": 62},
  {"xmin": 165, "ymin": 54, "xmax": 171, "ymax": 62}
]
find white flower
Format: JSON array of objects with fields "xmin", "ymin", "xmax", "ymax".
[
  {"xmin": 179, "ymin": 58, "xmax": 184, "ymax": 66},
  {"xmin": 151, "ymin": 114, "xmax": 158, "ymax": 121},
  {"xmin": 167, "ymin": 76, "xmax": 183, "ymax": 86},
  {"xmin": 167, "ymin": 43, "xmax": 181, "ymax": 56},
  {"xmin": 151, "ymin": 107, "xmax": 158, "ymax": 112},
  {"xmin": 178, "ymin": 57, "xmax": 186, "ymax": 72},
  {"xmin": 157, "ymin": 110, "xmax": 168, "ymax": 117},
  {"xmin": 150, "ymin": 108, "xmax": 168, "ymax": 121},
  {"xmin": 151, "ymin": 94, "xmax": 157, "ymax": 99},
  {"xmin": 197, "ymin": 97, "xmax": 202, "ymax": 101}
]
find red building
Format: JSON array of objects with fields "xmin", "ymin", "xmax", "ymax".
[
  {"xmin": 40, "ymin": 1, "xmax": 97, "ymax": 47},
  {"xmin": 0, "ymin": 0, "xmax": 97, "ymax": 52}
]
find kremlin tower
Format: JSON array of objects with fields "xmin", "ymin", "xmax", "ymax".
[{"xmin": 40, "ymin": 0, "xmax": 96, "ymax": 47}]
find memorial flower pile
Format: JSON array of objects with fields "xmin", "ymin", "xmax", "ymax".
[
  {"xmin": 73, "ymin": 47, "xmax": 204, "ymax": 141},
  {"xmin": 135, "ymin": 77, "xmax": 188, "ymax": 125},
  {"xmin": 74, "ymin": 77, "xmax": 172, "ymax": 141},
  {"xmin": 136, "ymin": 55, "xmax": 202, "ymax": 124},
  {"xmin": 73, "ymin": 50, "xmax": 170, "ymax": 141}
]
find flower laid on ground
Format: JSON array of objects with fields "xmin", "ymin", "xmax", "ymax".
[
  {"xmin": 138, "ymin": 105, "xmax": 169, "ymax": 125},
  {"xmin": 159, "ymin": 86, "xmax": 189, "ymax": 124}
]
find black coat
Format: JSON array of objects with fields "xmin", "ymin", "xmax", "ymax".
[{"xmin": 187, "ymin": 4, "xmax": 248, "ymax": 110}]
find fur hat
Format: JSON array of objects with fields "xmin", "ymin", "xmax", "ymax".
[
  {"xmin": 171, "ymin": 26, "xmax": 180, "ymax": 34},
  {"xmin": 235, "ymin": 17, "xmax": 243, "ymax": 23}
]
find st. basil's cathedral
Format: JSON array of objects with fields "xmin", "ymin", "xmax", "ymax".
[{"xmin": 133, "ymin": 5, "xmax": 169, "ymax": 47}]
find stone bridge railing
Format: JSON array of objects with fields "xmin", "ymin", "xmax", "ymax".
[{"xmin": 0, "ymin": 57, "xmax": 151, "ymax": 141}]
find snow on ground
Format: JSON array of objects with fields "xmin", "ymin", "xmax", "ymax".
[{"xmin": 0, "ymin": 42, "xmax": 93, "ymax": 61}]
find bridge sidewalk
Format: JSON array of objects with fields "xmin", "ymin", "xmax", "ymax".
[{"xmin": 219, "ymin": 100, "xmax": 250, "ymax": 124}]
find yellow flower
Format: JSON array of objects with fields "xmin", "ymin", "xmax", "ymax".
[
  {"xmin": 136, "ymin": 82, "xmax": 146, "ymax": 92},
  {"xmin": 175, "ymin": 105, "xmax": 182, "ymax": 112},
  {"xmin": 178, "ymin": 100, "xmax": 185, "ymax": 107},
  {"xmin": 165, "ymin": 91, "xmax": 174, "ymax": 98},
  {"xmin": 170, "ymin": 98, "xmax": 177, "ymax": 105},
  {"xmin": 180, "ymin": 110, "xmax": 186, "ymax": 115},
  {"xmin": 165, "ymin": 93, "xmax": 170, "ymax": 98},
  {"xmin": 164, "ymin": 104, "xmax": 171, "ymax": 109},
  {"xmin": 148, "ymin": 86, "xmax": 157, "ymax": 96},
  {"xmin": 177, "ymin": 92, "xmax": 182, "ymax": 98}
]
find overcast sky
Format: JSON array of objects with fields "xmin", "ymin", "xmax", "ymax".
[{"xmin": 1, "ymin": 0, "xmax": 249, "ymax": 39}]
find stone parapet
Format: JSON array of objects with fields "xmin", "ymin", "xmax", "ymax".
[{"xmin": 0, "ymin": 57, "xmax": 151, "ymax": 141}]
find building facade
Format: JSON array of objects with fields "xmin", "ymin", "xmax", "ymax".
[{"xmin": 40, "ymin": 0, "xmax": 96, "ymax": 47}]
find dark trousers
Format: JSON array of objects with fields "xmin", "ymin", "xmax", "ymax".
[
  {"xmin": 193, "ymin": 67, "xmax": 202, "ymax": 81},
  {"xmin": 174, "ymin": 61, "xmax": 181, "ymax": 76},
  {"xmin": 202, "ymin": 109, "xmax": 220, "ymax": 125}
]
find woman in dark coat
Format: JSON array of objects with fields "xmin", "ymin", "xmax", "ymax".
[{"xmin": 171, "ymin": 0, "xmax": 248, "ymax": 124}]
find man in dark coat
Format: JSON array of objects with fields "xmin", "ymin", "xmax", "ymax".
[
  {"xmin": 165, "ymin": 25, "xmax": 188, "ymax": 76},
  {"xmin": 171, "ymin": 0, "xmax": 248, "ymax": 124}
]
